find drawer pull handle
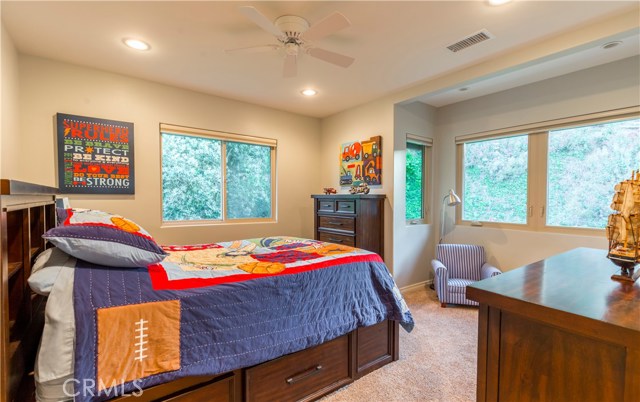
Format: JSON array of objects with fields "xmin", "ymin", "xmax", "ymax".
[
  {"xmin": 328, "ymin": 238, "xmax": 344, "ymax": 243},
  {"xmin": 342, "ymin": 205, "xmax": 352, "ymax": 208},
  {"xmin": 329, "ymin": 221, "xmax": 344, "ymax": 226},
  {"xmin": 286, "ymin": 365, "xmax": 323, "ymax": 385}
]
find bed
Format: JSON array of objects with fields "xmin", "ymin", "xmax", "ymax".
[{"xmin": 1, "ymin": 180, "xmax": 414, "ymax": 402}]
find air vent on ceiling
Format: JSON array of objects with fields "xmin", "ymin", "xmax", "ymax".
[{"xmin": 446, "ymin": 29, "xmax": 494, "ymax": 53}]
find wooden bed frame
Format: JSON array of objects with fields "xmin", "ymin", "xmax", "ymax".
[{"xmin": 1, "ymin": 180, "xmax": 400, "ymax": 402}]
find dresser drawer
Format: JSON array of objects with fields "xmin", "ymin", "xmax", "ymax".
[
  {"xmin": 317, "ymin": 200, "xmax": 335, "ymax": 212},
  {"xmin": 245, "ymin": 335, "xmax": 351, "ymax": 402},
  {"xmin": 318, "ymin": 216, "xmax": 355, "ymax": 233},
  {"xmin": 318, "ymin": 231, "xmax": 356, "ymax": 247},
  {"xmin": 336, "ymin": 200, "xmax": 355, "ymax": 214}
]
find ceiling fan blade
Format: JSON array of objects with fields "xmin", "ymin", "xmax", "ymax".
[
  {"xmin": 308, "ymin": 47, "xmax": 354, "ymax": 68},
  {"xmin": 226, "ymin": 44, "xmax": 280, "ymax": 54},
  {"xmin": 239, "ymin": 6, "xmax": 284, "ymax": 38},
  {"xmin": 302, "ymin": 12, "xmax": 351, "ymax": 42},
  {"xmin": 283, "ymin": 54, "xmax": 297, "ymax": 78}
]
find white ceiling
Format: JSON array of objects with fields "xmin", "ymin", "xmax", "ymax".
[{"xmin": 2, "ymin": 1, "xmax": 639, "ymax": 118}]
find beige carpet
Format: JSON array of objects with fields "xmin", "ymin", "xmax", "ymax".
[{"xmin": 323, "ymin": 287, "xmax": 478, "ymax": 402}]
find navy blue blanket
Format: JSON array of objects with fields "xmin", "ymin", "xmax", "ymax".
[{"xmin": 73, "ymin": 257, "xmax": 413, "ymax": 401}]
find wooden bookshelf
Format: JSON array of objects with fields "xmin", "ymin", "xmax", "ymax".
[{"xmin": 0, "ymin": 180, "xmax": 57, "ymax": 402}]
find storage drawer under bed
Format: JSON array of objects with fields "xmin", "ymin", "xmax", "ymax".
[{"xmin": 244, "ymin": 334, "xmax": 351, "ymax": 402}]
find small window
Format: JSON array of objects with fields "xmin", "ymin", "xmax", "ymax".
[
  {"xmin": 405, "ymin": 137, "xmax": 432, "ymax": 224},
  {"xmin": 546, "ymin": 118, "xmax": 640, "ymax": 229},
  {"xmin": 161, "ymin": 125, "xmax": 276, "ymax": 224},
  {"xmin": 462, "ymin": 135, "xmax": 529, "ymax": 224}
]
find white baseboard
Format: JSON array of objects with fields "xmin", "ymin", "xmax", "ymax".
[{"xmin": 400, "ymin": 279, "xmax": 432, "ymax": 293}]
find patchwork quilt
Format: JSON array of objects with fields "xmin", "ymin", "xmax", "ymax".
[{"xmin": 73, "ymin": 237, "xmax": 414, "ymax": 401}]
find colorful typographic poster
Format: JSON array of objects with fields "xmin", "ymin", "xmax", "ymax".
[
  {"xmin": 56, "ymin": 113, "xmax": 134, "ymax": 194},
  {"xmin": 339, "ymin": 135, "xmax": 382, "ymax": 186}
]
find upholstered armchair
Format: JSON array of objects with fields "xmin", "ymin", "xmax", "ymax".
[{"xmin": 431, "ymin": 244, "xmax": 502, "ymax": 307}]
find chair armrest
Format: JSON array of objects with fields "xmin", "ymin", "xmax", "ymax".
[
  {"xmin": 481, "ymin": 263, "xmax": 502, "ymax": 280},
  {"xmin": 431, "ymin": 259, "xmax": 449, "ymax": 298},
  {"xmin": 431, "ymin": 259, "xmax": 448, "ymax": 279}
]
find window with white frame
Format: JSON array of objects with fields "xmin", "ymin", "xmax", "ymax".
[
  {"xmin": 161, "ymin": 124, "xmax": 276, "ymax": 223},
  {"xmin": 462, "ymin": 135, "xmax": 529, "ymax": 224},
  {"xmin": 406, "ymin": 135, "xmax": 432, "ymax": 224},
  {"xmin": 457, "ymin": 109, "xmax": 640, "ymax": 231}
]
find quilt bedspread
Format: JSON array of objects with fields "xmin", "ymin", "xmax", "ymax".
[{"xmin": 73, "ymin": 237, "xmax": 414, "ymax": 401}]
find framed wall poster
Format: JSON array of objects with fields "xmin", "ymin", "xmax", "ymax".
[
  {"xmin": 340, "ymin": 135, "xmax": 382, "ymax": 186},
  {"xmin": 56, "ymin": 113, "xmax": 134, "ymax": 194}
]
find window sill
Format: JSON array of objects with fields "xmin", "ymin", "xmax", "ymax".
[{"xmin": 161, "ymin": 218, "xmax": 276, "ymax": 228}]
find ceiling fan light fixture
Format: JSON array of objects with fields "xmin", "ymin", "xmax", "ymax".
[
  {"xmin": 301, "ymin": 89, "xmax": 317, "ymax": 97},
  {"xmin": 123, "ymin": 38, "xmax": 151, "ymax": 51},
  {"xmin": 284, "ymin": 42, "xmax": 299, "ymax": 56}
]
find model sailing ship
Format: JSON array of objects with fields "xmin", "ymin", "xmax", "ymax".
[{"xmin": 606, "ymin": 170, "xmax": 640, "ymax": 282}]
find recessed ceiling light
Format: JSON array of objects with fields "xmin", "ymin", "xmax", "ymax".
[
  {"xmin": 488, "ymin": 0, "xmax": 512, "ymax": 5},
  {"xmin": 301, "ymin": 89, "xmax": 317, "ymax": 96},
  {"xmin": 123, "ymin": 38, "xmax": 151, "ymax": 51},
  {"xmin": 459, "ymin": 87, "xmax": 469, "ymax": 92},
  {"xmin": 601, "ymin": 41, "xmax": 622, "ymax": 50}
]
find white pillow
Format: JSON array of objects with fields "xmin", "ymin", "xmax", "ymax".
[{"xmin": 28, "ymin": 248, "xmax": 76, "ymax": 296}]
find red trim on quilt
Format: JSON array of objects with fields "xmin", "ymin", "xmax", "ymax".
[
  {"xmin": 148, "ymin": 254, "xmax": 383, "ymax": 290},
  {"xmin": 62, "ymin": 208, "xmax": 73, "ymax": 226}
]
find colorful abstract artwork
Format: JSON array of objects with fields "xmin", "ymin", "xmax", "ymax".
[{"xmin": 340, "ymin": 135, "xmax": 382, "ymax": 186}]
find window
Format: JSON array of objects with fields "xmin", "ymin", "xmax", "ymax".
[
  {"xmin": 456, "ymin": 108, "xmax": 640, "ymax": 232},
  {"xmin": 546, "ymin": 119, "xmax": 640, "ymax": 229},
  {"xmin": 161, "ymin": 124, "xmax": 276, "ymax": 223},
  {"xmin": 406, "ymin": 135, "xmax": 432, "ymax": 223},
  {"xmin": 462, "ymin": 135, "xmax": 528, "ymax": 224}
]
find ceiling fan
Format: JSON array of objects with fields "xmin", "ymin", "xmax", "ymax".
[{"xmin": 226, "ymin": 6, "xmax": 355, "ymax": 78}]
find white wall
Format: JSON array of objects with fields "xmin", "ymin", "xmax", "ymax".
[
  {"xmin": 392, "ymin": 102, "xmax": 437, "ymax": 288},
  {"xmin": 434, "ymin": 56, "xmax": 640, "ymax": 271},
  {"xmin": 1, "ymin": 23, "xmax": 20, "ymax": 177},
  {"xmin": 11, "ymin": 55, "xmax": 321, "ymax": 245}
]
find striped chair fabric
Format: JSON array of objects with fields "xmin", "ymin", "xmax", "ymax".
[{"xmin": 431, "ymin": 244, "xmax": 501, "ymax": 307}]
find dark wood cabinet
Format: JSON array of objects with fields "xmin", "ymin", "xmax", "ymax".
[
  {"xmin": 467, "ymin": 248, "xmax": 640, "ymax": 402},
  {"xmin": 311, "ymin": 194, "xmax": 385, "ymax": 258}
]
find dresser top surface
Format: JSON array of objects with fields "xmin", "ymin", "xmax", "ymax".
[
  {"xmin": 467, "ymin": 247, "xmax": 640, "ymax": 332},
  {"xmin": 311, "ymin": 194, "xmax": 386, "ymax": 199}
]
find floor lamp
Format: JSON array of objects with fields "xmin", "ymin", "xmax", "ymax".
[
  {"xmin": 439, "ymin": 189, "xmax": 461, "ymax": 244},
  {"xmin": 431, "ymin": 189, "xmax": 461, "ymax": 290}
]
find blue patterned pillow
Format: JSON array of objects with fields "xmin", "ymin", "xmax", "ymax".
[{"xmin": 44, "ymin": 209, "xmax": 167, "ymax": 267}]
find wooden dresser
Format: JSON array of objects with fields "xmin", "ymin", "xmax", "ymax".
[
  {"xmin": 311, "ymin": 194, "xmax": 385, "ymax": 258},
  {"xmin": 0, "ymin": 180, "xmax": 57, "ymax": 402},
  {"xmin": 467, "ymin": 248, "xmax": 640, "ymax": 402}
]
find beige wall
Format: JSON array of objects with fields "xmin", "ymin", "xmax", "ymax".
[
  {"xmin": 1, "ymin": 23, "xmax": 20, "ymax": 177},
  {"xmin": 12, "ymin": 55, "xmax": 321, "ymax": 244},
  {"xmin": 319, "ymin": 98, "xmax": 395, "ymax": 269},
  {"xmin": 392, "ymin": 102, "xmax": 437, "ymax": 288},
  {"xmin": 3, "ymin": 6, "xmax": 638, "ymax": 287},
  {"xmin": 434, "ymin": 56, "xmax": 640, "ymax": 271},
  {"xmin": 316, "ymin": 8, "xmax": 639, "ymax": 287}
]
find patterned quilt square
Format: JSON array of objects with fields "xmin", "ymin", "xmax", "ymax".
[{"xmin": 252, "ymin": 250, "xmax": 322, "ymax": 263}]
